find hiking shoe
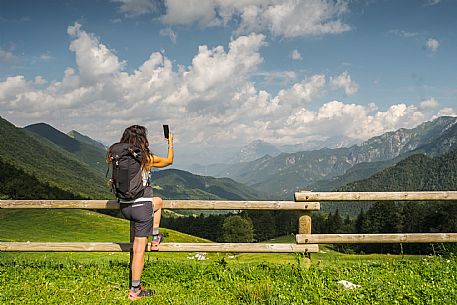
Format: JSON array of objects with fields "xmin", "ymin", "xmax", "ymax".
[
  {"xmin": 150, "ymin": 233, "xmax": 164, "ymax": 251},
  {"xmin": 128, "ymin": 286, "xmax": 154, "ymax": 301}
]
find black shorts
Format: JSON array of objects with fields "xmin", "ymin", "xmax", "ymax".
[{"xmin": 120, "ymin": 187, "xmax": 154, "ymax": 237}]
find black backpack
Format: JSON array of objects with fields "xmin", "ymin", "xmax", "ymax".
[{"xmin": 107, "ymin": 142, "xmax": 145, "ymax": 200}]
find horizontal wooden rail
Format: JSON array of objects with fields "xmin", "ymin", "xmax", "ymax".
[
  {"xmin": 295, "ymin": 191, "xmax": 457, "ymax": 202},
  {"xmin": 296, "ymin": 233, "xmax": 457, "ymax": 244},
  {"xmin": 0, "ymin": 200, "xmax": 320, "ymax": 210},
  {"xmin": 0, "ymin": 242, "xmax": 319, "ymax": 253}
]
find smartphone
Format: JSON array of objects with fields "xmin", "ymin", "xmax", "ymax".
[{"xmin": 163, "ymin": 124, "xmax": 169, "ymax": 139}]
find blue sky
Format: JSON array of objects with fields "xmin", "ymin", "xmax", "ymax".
[{"xmin": 1, "ymin": 0, "xmax": 456, "ymax": 165}]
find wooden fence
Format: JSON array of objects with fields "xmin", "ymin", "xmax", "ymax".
[
  {"xmin": 0, "ymin": 199, "xmax": 319, "ymax": 253},
  {"xmin": 2, "ymin": 191, "xmax": 457, "ymax": 254},
  {"xmin": 294, "ymin": 191, "xmax": 457, "ymax": 244},
  {"xmin": 3, "ymin": 191, "xmax": 457, "ymax": 286}
]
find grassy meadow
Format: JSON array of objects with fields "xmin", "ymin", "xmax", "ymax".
[{"xmin": 1, "ymin": 209, "xmax": 457, "ymax": 304}]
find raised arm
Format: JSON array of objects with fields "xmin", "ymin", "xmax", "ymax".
[{"xmin": 150, "ymin": 132, "xmax": 174, "ymax": 168}]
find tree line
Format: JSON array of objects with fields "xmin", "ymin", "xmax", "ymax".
[
  {"xmin": 313, "ymin": 202, "xmax": 457, "ymax": 254},
  {"xmin": 162, "ymin": 211, "xmax": 299, "ymax": 243},
  {"xmin": 163, "ymin": 201, "xmax": 457, "ymax": 255}
]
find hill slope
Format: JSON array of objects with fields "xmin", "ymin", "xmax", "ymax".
[
  {"xmin": 340, "ymin": 149, "xmax": 457, "ymax": 192},
  {"xmin": 307, "ymin": 160, "xmax": 392, "ymax": 191},
  {"xmin": 319, "ymin": 149, "xmax": 457, "ymax": 216},
  {"xmin": 152, "ymin": 169, "xmax": 267, "ymax": 200},
  {"xmin": 0, "ymin": 208, "xmax": 207, "ymax": 243},
  {"xmin": 0, "ymin": 158, "xmax": 83, "ymax": 200},
  {"xmin": 0, "ymin": 116, "xmax": 110, "ymax": 198},
  {"xmin": 24, "ymin": 123, "xmax": 107, "ymax": 174},
  {"xmin": 67, "ymin": 129, "xmax": 106, "ymax": 150}
]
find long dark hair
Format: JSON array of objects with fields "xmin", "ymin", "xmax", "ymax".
[{"xmin": 119, "ymin": 125, "xmax": 152, "ymax": 169}]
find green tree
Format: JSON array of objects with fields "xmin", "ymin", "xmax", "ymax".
[
  {"xmin": 247, "ymin": 211, "xmax": 276, "ymax": 241},
  {"xmin": 222, "ymin": 215, "xmax": 254, "ymax": 242},
  {"xmin": 354, "ymin": 209, "xmax": 366, "ymax": 233},
  {"xmin": 326, "ymin": 209, "xmax": 344, "ymax": 233}
]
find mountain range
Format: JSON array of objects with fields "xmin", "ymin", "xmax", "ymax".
[
  {"xmin": 193, "ymin": 135, "xmax": 362, "ymax": 166},
  {"xmin": 191, "ymin": 116, "xmax": 457, "ymax": 199},
  {"xmin": 228, "ymin": 140, "xmax": 282, "ymax": 163},
  {"xmin": 309, "ymin": 117, "xmax": 457, "ymax": 191},
  {"xmin": 2, "ymin": 115, "xmax": 457, "ymax": 202}
]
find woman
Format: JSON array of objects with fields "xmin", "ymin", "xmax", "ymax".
[{"xmin": 115, "ymin": 125, "xmax": 173, "ymax": 301}]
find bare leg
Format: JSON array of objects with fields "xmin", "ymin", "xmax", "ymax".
[
  {"xmin": 131, "ymin": 237, "xmax": 148, "ymax": 282},
  {"xmin": 152, "ymin": 197, "xmax": 163, "ymax": 230}
]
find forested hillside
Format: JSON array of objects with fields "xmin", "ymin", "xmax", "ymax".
[
  {"xmin": 340, "ymin": 150, "xmax": 457, "ymax": 192},
  {"xmin": 67, "ymin": 130, "xmax": 106, "ymax": 150},
  {"xmin": 0, "ymin": 117, "xmax": 111, "ymax": 199},
  {"xmin": 152, "ymin": 169, "xmax": 267, "ymax": 200},
  {"xmin": 0, "ymin": 159, "xmax": 83, "ymax": 200},
  {"xmin": 25, "ymin": 123, "xmax": 107, "ymax": 174},
  {"xmin": 319, "ymin": 149, "xmax": 457, "ymax": 217},
  {"xmin": 307, "ymin": 159, "xmax": 392, "ymax": 191}
]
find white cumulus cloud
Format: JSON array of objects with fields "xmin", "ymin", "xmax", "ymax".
[
  {"xmin": 425, "ymin": 38, "xmax": 439, "ymax": 52},
  {"xmin": 290, "ymin": 49, "xmax": 302, "ymax": 60},
  {"xmin": 331, "ymin": 71, "xmax": 359, "ymax": 95},
  {"xmin": 159, "ymin": 0, "xmax": 350, "ymax": 38},
  {"xmin": 0, "ymin": 23, "xmax": 450, "ymax": 165},
  {"xmin": 67, "ymin": 22, "xmax": 126, "ymax": 83},
  {"xmin": 436, "ymin": 107, "xmax": 456, "ymax": 117},
  {"xmin": 274, "ymin": 75, "xmax": 326, "ymax": 107},
  {"xmin": 420, "ymin": 97, "xmax": 439, "ymax": 110}
]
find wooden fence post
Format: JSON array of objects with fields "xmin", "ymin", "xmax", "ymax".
[
  {"xmin": 298, "ymin": 211, "xmax": 312, "ymax": 259},
  {"xmin": 129, "ymin": 221, "xmax": 134, "ymax": 288}
]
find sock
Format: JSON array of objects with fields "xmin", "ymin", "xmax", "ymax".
[
  {"xmin": 131, "ymin": 280, "xmax": 141, "ymax": 292},
  {"xmin": 152, "ymin": 227, "xmax": 159, "ymax": 235}
]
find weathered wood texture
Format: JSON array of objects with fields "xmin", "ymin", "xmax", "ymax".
[
  {"xmin": 0, "ymin": 242, "xmax": 319, "ymax": 253},
  {"xmin": 298, "ymin": 212, "xmax": 312, "ymax": 234},
  {"xmin": 0, "ymin": 200, "xmax": 320, "ymax": 210},
  {"xmin": 295, "ymin": 191, "xmax": 457, "ymax": 202},
  {"xmin": 296, "ymin": 233, "xmax": 457, "ymax": 244}
]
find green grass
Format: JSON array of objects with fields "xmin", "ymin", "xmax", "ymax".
[
  {"xmin": 2, "ymin": 209, "xmax": 457, "ymax": 304},
  {"xmin": 0, "ymin": 209, "xmax": 213, "ymax": 263},
  {"xmin": 1, "ymin": 255, "xmax": 457, "ymax": 304},
  {"xmin": 0, "ymin": 209, "xmax": 301, "ymax": 264}
]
